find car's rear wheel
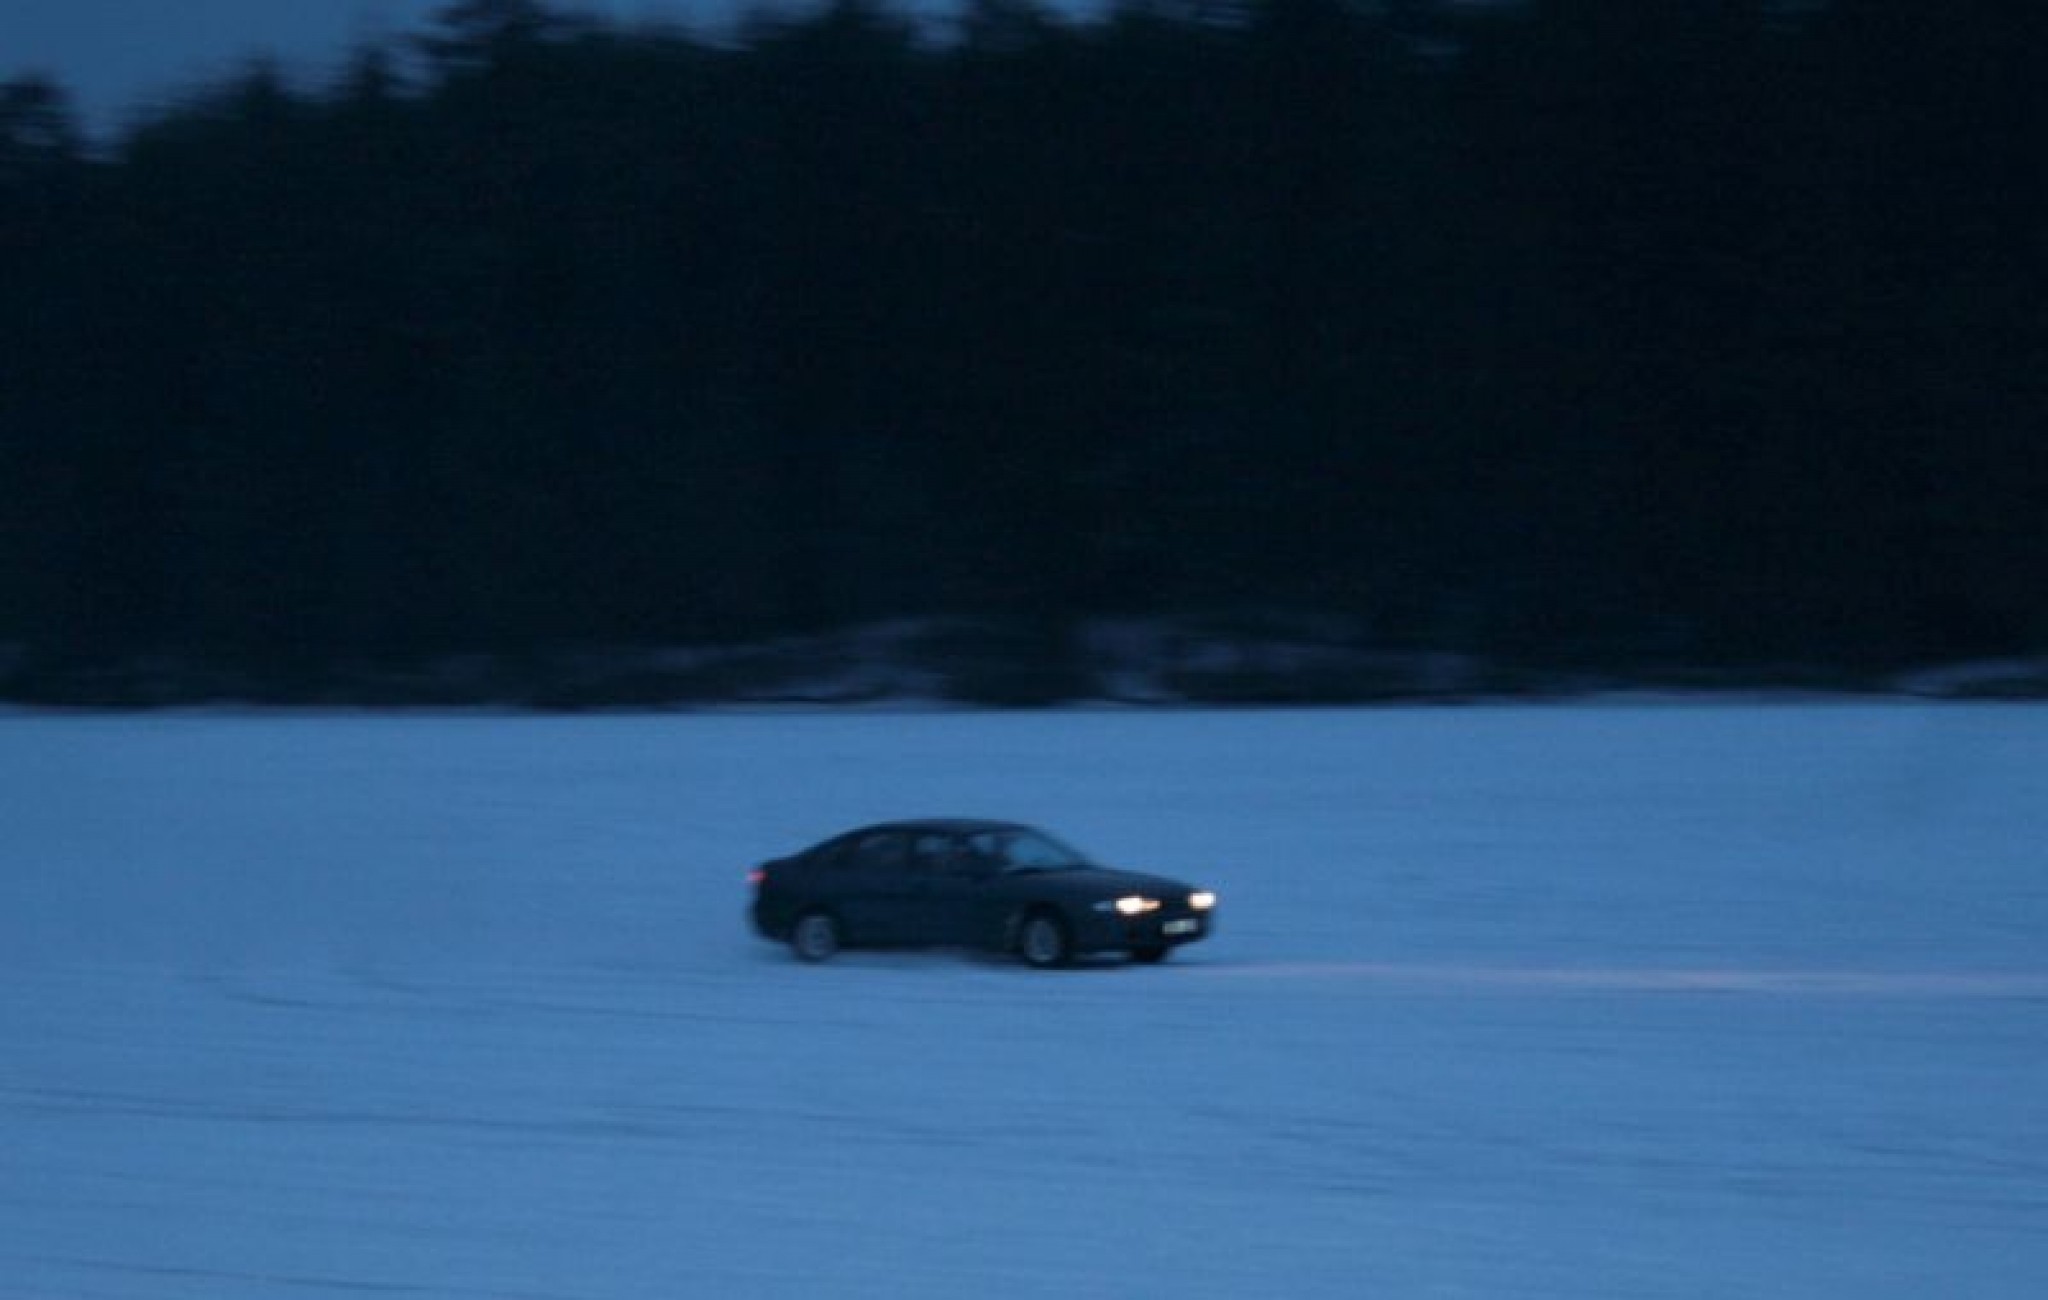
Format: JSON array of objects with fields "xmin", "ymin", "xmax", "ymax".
[
  {"xmin": 1017, "ymin": 911, "xmax": 1071, "ymax": 969},
  {"xmin": 1130, "ymin": 944, "xmax": 1170, "ymax": 965},
  {"xmin": 790, "ymin": 910, "xmax": 842, "ymax": 963}
]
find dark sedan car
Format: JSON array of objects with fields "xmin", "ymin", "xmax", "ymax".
[{"xmin": 749, "ymin": 819, "xmax": 1217, "ymax": 967}]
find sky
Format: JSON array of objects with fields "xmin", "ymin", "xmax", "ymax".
[{"xmin": 0, "ymin": 1, "xmax": 771, "ymax": 138}]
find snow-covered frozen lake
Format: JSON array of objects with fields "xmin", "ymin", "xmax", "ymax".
[{"xmin": 4, "ymin": 704, "xmax": 2046, "ymax": 1298}]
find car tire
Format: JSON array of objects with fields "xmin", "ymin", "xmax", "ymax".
[
  {"xmin": 1017, "ymin": 910, "xmax": 1071, "ymax": 969},
  {"xmin": 1130, "ymin": 944, "xmax": 1170, "ymax": 965},
  {"xmin": 790, "ymin": 911, "xmax": 842, "ymax": 963}
]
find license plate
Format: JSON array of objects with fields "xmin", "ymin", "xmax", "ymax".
[{"xmin": 1163, "ymin": 918, "xmax": 1201, "ymax": 937}]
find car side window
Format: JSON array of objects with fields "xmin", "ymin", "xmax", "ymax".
[
  {"xmin": 909, "ymin": 833, "xmax": 980, "ymax": 875},
  {"xmin": 808, "ymin": 837, "xmax": 851, "ymax": 870},
  {"xmin": 810, "ymin": 835, "xmax": 867, "ymax": 871},
  {"xmin": 845, "ymin": 831, "xmax": 910, "ymax": 873},
  {"xmin": 964, "ymin": 831, "xmax": 1005, "ymax": 868}
]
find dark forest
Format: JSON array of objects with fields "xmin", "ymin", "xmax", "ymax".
[{"xmin": 4, "ymin": 0, "xmax": 2045, "ymax": 705}]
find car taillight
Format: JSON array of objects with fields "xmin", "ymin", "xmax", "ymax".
[{"xmin": 747, "ymin": 868, "xmax": 768, "ymax": 888}]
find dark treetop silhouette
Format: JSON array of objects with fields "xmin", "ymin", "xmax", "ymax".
[{"xmin": 3, "ymin": 0, "xmax": 2044, "ymax": 704}]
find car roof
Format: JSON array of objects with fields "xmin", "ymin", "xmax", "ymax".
[{"xmin": 844, "ymin": 818, "xmax": 1034, "ymax": 837}]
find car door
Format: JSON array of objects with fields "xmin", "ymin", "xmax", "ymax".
[
  {"xmin": 833, "ymin": 830, "xmax": 917, "ymax": 944},
  {"xmin": 907, "ymin": 832, "xmax": 1003, "ymax": 948}
]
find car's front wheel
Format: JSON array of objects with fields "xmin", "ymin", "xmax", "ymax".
[
  {"xmin": 1017, "ymin": 911, "xmax": 1071, "ymax": 969},
  {"xmin": 790, "ymin": 910, "xmax": 842, "ymax": 963}
]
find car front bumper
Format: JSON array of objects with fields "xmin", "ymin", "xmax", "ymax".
[{"xmin": 1073, "ymin": 907, "xmax": 1212, "ymax": 955}]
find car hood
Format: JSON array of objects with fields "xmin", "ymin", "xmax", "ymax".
[{"xmin": 1010, "ymin": 865, "xmax": 1197, "ymax": 899}]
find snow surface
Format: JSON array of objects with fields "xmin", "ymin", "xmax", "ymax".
[{"xmin": 4, "ymin": 704, "xmax": 2046, "ymax": 1299}]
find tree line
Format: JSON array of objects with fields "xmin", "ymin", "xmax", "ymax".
[{"xmin": 3, "ymin": 0, "xmax": 2044, "ymax": 703}]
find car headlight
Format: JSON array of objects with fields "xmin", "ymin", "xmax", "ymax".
[
  {"xmin": 1189, "ymin": 891, "xmax": 1217, "ymax": 911},
  {"xmin": 1097, "ymin": 895, "xmax": 1161, "ymax": 916}
]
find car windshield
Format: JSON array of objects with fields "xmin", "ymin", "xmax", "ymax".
[{"xmin": 970, "ymin": 828, "xmax": 1091, "ymax": 872}]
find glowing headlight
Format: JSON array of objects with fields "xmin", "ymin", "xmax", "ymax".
[
  {"xmin": 1111, "ymin": 895, "xmax": 1161, "ymax": 916},
  {"xmin": 1189, "ymin": 891, "xmax": 1217, "ymax": 911}
]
